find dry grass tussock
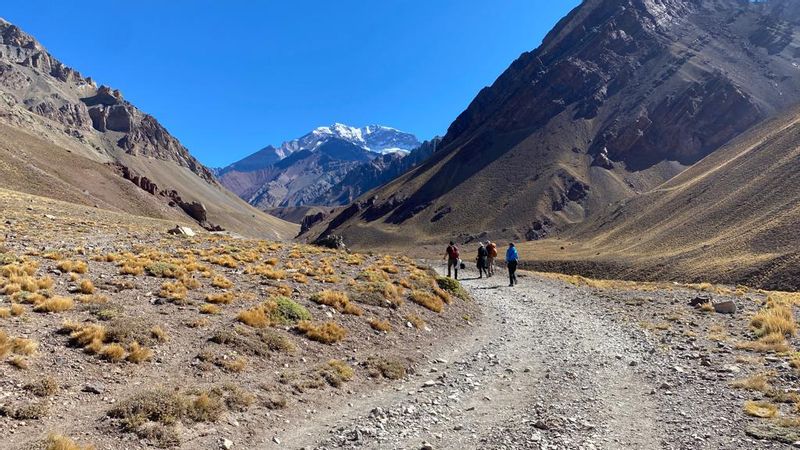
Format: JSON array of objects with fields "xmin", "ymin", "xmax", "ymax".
[
  {"xmin": 409, "ymin": 290, "xmax": 444, "ymax": 313},
  {"xmin": 404, "ymin": 314, "xmax": 425, "ymax": 329},
  {"xmin": 205, "ymin": 292, "xmax": 235, "ymax": 304},
  {"xmin": 296, "ymin": 320, "xmax": 347, "ymax": 344},
  {"xmin": 536, "ymin": 271, "xmax": 754, "ymax": 297},
  {"xmin": 311, "ymin": 290, "xmax": 363, "ymax": 315},
  {"xmin": 237, "ymin": 296, "xmax": 311, "ymax": 328},
  {"xmin": 56, "ymin": 260, "xmax": 88, "ymax": 274},
  {"xmin": 211, "ymin": 275, "xmax": 233, "ymax": 289},
  {"xmin": 61, "ymin": 321, "xmax": 155, "ymax": 364},
  {"xmin": 736, "ymin": 295, "xmax": 797, "ymax": 353},
  {"xmin": 744, "ymin": 400, "xmax": 778, "ymax": 418},
  {"xmin": 32, "ymin": 296, "xmax": 74, "ymax": 313},
  {"xmin": 44, "ymin": 433, "xmax": 96, "ymax": 450},
  {"xmin": 108, "ymin": 386, "xmax": 250, "ymax": 447},
  {"xmin": 730, "ymin": 372, "xmax": 775, "ymax": 393},
  {"xmin": 368, "ymin": 318, "xmax": 392, "ymax": 332}
]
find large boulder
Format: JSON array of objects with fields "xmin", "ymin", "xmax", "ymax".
[{"xmin": 179, "ymin": 201, "xmax": 207, "ymax": 223}]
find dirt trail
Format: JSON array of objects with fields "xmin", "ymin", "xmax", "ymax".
[{"xmin": 279, "ymin": 270, "xmax": 667, "ymax": 449}]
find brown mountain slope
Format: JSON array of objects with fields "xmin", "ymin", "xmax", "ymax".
[
  {"xmin": 311, "ymin": 0, "xmax": 800, "ymax": 248},
  {"xmin": 520, "ymin": 107, "xmax": 800, "ymax": 291},
  {"xmin": 0, "ymin": 18, "xmax": 296, "ymax": 239}
]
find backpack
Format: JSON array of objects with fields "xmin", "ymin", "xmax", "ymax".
[
  {"xmin": 447, "ymin": 245, "xmax": 460, "ymax": 259},
  {"xmin": 488, "ymin": 243, "xmax": 498, "ymax": 258}
]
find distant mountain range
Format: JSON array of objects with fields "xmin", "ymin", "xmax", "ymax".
[{"xmin": 216, "ymin": 124, "xmax": 427, "ymax": 209}]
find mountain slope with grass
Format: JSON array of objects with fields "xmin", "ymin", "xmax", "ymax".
[
  {"xmin": 519, "ymin": 106, "xmax": 800, "ymax": 291},
  {"xmin": 0, "ymin": 18, "xmax": 296, "ymax": 239},
  {"xmin": 310, "ymin": 0, "xmax": 800, "ymax": 249},
  {"xmin": 0, "ymin": 187, "xmax": 475, "ymax": 449}
]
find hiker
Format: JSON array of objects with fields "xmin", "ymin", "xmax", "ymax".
[
  {"xmin": 486, "ymin": 241, "xmax": 498, "ymax": 276},
  {"xmin": 445, "ymin": 241, "xmax": 460, "ymax": 280},
  {"xmin": 476, "ymin": 242, "xmax": 489, "ymax": 278},
  {"xmin": 506, "ymin": 242, "xmax": 519, "ymax": 286}
]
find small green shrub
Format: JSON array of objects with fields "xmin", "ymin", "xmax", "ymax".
[{"xmin": 436, "ymin": 276, "xmax": 469, "ymax": 300}]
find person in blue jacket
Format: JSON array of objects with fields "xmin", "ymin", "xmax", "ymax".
[{"xmin": 506, "ymin": 242, "xmax": 519, "ymax": 286}]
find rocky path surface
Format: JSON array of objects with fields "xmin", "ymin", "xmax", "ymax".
[
  {"xmin": 277, "ymin": 271, "xmax": 790, "ymax": 450},
  {"xmin": 279, "ymin": 272, "xmax": 666, "ymax": 449}
]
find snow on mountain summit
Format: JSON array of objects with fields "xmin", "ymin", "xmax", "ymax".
[{"xmin": 298, "ymin": 123, "xmax": 420, "ymax": 155}]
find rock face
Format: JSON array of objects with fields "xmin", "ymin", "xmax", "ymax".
[
  {"xmin": 314, "ymin": 0, "xmax": 800, "ymax": 246},
  {"xmin": 0, "ymin": 18, "xmax": 296, "ymax": 239},
  {"xmin": 217, "ymin": 125, "xmax": 423, "ymax": 208},
  {"xmin": 0, "ymin": 18, "xmax": 215, "ymax": 184},
  {"xmin": 310, "ymin": 138, "xmax": 442, "ymax": 206}
]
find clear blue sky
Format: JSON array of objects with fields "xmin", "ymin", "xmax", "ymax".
[{"xmin": 3, "ymin": 1, "xmax": 579, "ymax": 167}]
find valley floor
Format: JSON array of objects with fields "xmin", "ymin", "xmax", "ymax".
[{"xmin": 284, "ymin": 268, "xmax": 799, "ymax": 450}]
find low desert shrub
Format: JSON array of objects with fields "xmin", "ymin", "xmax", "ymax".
[
  {"xmin": 44, "ymin": 433, "xmax": 96, "ymax": 450},
  {"xmin": 311, "ymin": 290, "xmax": 363, "ymax": 315},
  {"xmin": 744, "ymin": 400, "xmax": 778, "ymax": 418},
  {"xmin": 33, "ymin": 296, "xmax": 74, "ymax": 313},
  {"xmin": 368, "ymin": 318, "xmax": 392, "ymax": 332},
  {"xmin": 409, "ymin": 290, "xmax": 444, "ymax": 313},
  {"xmin": 366, "ymin": 356, "xmax": 406, "ymax": 380},
  {"xmin": 26, "ymin": 376, "xmax": 59, "ymax": 397},
  {"xmin": 296, "ymin": 320, "xmax": 347, "ymax": 344},
  {"xmin": 205, "ymin": 292, "xmax": 234, "ymax": 304},
  {"xmin": 436, "ymin": 276, "xmax": 469, "ymax": 300},
  {"xmin": 56, "ymin": 260, "xmax": 88, "ymax": 274}
]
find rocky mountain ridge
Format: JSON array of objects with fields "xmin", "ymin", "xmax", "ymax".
[
  {"xmin": 0, "ymin": 17, "xmax": 295, "ymax": 238},
  {"xmin": 217, "ymin": 124, "xmax": 423, "ymax": 210},
  {"xmin": 309, "ymin": 0, "xmax": 800, "ymax": 248}
]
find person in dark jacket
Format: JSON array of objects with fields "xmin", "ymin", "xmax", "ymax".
[
  {"xmin": 476, "ymin": 242, "xmax": 489, "ymax": 278},
  {"xmin": 506, "ymin": 242, "xmax": 519, "ymax": 286},
  {"xmin": 445, "ymin": 241, "xmax": 460, "ymax": 279}
]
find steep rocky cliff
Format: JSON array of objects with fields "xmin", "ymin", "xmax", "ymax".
[{"xmin": 312, "ymin": 0, "xmax": 800, "ymax": 247}]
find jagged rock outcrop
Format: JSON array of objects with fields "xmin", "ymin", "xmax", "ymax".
[
  {"xmin": 111, "ymin": 163, "xmax": 220, "ymax": 231},
  {"xmin": 0, "ymin": 18, "xmax": 296, "ymax": 240},
  {"xmin": 0, "ymin": 20, "xmax": 216, "ymax": 184}
]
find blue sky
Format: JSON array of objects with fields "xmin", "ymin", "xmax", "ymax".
[{"xmin": 3, "ymin": 1, "xmax": 579, "ymax": 167}]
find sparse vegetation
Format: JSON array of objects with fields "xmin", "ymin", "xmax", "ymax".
[
  {"xmin": 744, "ymin": 400, "xmax": 779, "ymax": 418},
  {"xmin": 296, "ymin": 320, "xmax": 347, "ymax": 344},
  {"xmin": 33, "ymin": 296, "xmax": 74, "ymax": 313},
  {"xmin": 26, "ymin": 376, "xmax": 59, "ymax": 397},
  {"xmin": 436, "ymin": 276, "xmax": 469, "ymax": 300},
  {"xmin": 409, "ymin": 290, "xmax": 444, "ymax": 313},
  {"xmin": 369, "ymin": 318, "xmax": 392, "ymax": 332},
  {"xmin": 311, "ymin": 290, "xmax": 363, "ymax": 315},
  {"xmin": 367, "ymin": 356, "xmax": 407, "ymax": 380},
  {"xmin": 108, "ymin": 386, "xmax": 250, "ymax": 446},
  {"xmin": 44, "ymin": 433, "xmax": 96, "ymax": 450}
]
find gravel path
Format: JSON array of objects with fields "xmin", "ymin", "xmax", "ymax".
[{"xmin": 281, "ymin": 271, "xmax": 670, "ymax": 449}]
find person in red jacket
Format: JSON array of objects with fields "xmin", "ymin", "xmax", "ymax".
[
  {"xmin": 486, "ymin": 241, "xmax": 498, "ymax": 276},
  {"xmin": 445, "ymin": 241, "xmax": 460, "ymax": 279}
]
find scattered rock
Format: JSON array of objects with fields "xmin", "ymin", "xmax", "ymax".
[
  {"xmin": 713, "ymin": 300, "xmax": 737, "ymax": 314},
  {"xmin": 168, "ymin": 225, "xmax": 195, "ymax": 237}
]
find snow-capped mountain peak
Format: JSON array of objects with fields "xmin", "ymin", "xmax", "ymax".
[{"xmin": 282, "ymin": 123, "xmax": 420, "ymax": 156}]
